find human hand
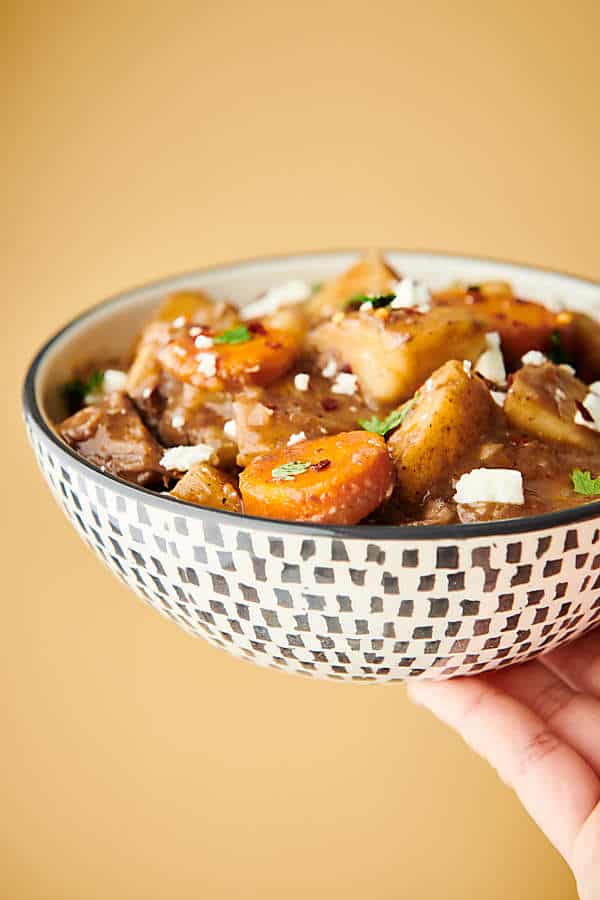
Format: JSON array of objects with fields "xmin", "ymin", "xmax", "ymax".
[{"xmin": 408, "ymin": 628, "xmax": 600, "ymax": 900}]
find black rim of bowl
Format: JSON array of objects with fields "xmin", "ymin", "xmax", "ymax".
[{"xmin": 22, "ymin": 248, "xmax": 600, "ymax": 541}]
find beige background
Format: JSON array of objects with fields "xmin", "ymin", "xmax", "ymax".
[{"xmin": 4, "ymin": 1, "xmax": 600, "ymax": 898}]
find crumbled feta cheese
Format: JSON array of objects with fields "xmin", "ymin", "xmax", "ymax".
[
  {"xmin": 475, "ymin": 332, "xmax": 506, "ymax": 385},
  {"xmin": 331, "ymin": 372, "xmax": 358, "ymax": 395},
  {"xmin": 287, "ymin": 431, "xmax": 307, "ymax": 446},
  {"xmin": 103, "ymin": 369, "xmax": 128, "ymax": 393},
  {"xmin": 171, "ymin": 413, "xmax": 185, "ymax": 429},
  {"xmin": 160, "ymin": 444, "xmax": 213, "ymax": 470},
  {"xmin": 574, "ymin": 392, "xmax": 600, "ymax": 433},
  {"xmin": 389, "ymin": 278, "xmax": 430, "ymax": 309},
  {"xmin": 463, "ymin": 360, "xmax": 472, "ymax": 374},
  {"xmin": 196, "ymin": 353, "xmax": 217, "ymax": 377},
  {"xmin": 142, "ymin": 386, "xmax": 153, "ymax": 399},
  {"xmin": 84, "ymin": 369, "xmax": 127, "ymax": 403},
  {"xmin": 223, "ymin": 419, "xmax": 237, "ymax": 439},
  {"xmin": 194, "ymin": 334, "xmax": 213, "ymax": 349},
  {"xmin": 590, "ymin": 382, "xmax": 600, "ymax": 396},
  {"xmin": 560, "ymin": 364, "xmax": 576, "ymax": 375},
  {"xmin": 294, "ymin": 372, "xmax": 310, "ymax": 391},
  {"xmin": 454, "ymin": 468, "xmax": 524, "ymax": 505},
  {"xmin": 322, "ymin": 359, "xmax": 338, "ymax": 379},
  {"xmin": 173, "ymin": 316, "xmax": 187, "ymax": 328},
  {"xmin": 189, "ymin": 326, "xmax": 202, "ymax": 337},
  {"xmin": 521, "ymin": 350, "xmax": 546, "ymax": 366},
  {"xmin": 360, "ymin": 300, "xmax": 373, "ymax": 312},
  {"xmin": 491, "ymin": 391, "xmax": 506, "ymax": 407},
  {"xmin": 241, "ymin": 280, "xmax": 311, "ymax": 319},
  {"xmin": 417, "ymin": 303, "xmax": 431, "ymax": 313}
]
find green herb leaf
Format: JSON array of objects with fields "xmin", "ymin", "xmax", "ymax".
[
  {"xmin": 86, "ymin": 370, "xmax": 104, "ymax": 394},
  {"xmin": 214, "ymin": 325, "xmax": 252, "ymax": 345},
  {"xmin": 271, "ymin": 461, "xmax": 312, "ymax": 481},
  {"xmin": 311, "ymin": 281, "xmax": 323, "ymax": 294},
  {"xmin": 359, "ymin": 393, "xmax": 419, "ymax": 436},
  {"xmin": 571, "ymin": 469, "xmax": 600, "ymax": 496},
  {"xmin": 549, "ymin": 330, "xmax": 571, "ymax": 366},
  {"xmin": 345, "ymin": 293, "xmax": 396, "ymax": 311}
]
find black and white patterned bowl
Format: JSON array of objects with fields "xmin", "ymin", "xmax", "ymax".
[{"xmin": 23, "ymin": 251, "xmax": 600, "ymax": 682}]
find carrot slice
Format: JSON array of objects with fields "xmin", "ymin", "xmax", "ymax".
[
  {"xmin": 239, "ymin": 431, "xmax": 395, "ymax": 524},
  {"xmin": 157, "ymin": 326, "xmax": 299, "ymax": 391},
  {"xmin": 432, "ymin": 288, "xmax": 574, "ymax": 367}
]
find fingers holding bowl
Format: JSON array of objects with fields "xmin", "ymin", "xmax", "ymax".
[
  {"xmin": 542, "ymin": 627, "xmax": 600, "ymax": 697},
  {"xmin": 485, "ymin": 659, "xmax": 600, "ymax": 775},
  {"xmin": 407, "ymin": 675, "xmax": 600, "ymax": 863}
]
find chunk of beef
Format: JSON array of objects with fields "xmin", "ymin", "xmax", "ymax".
[
  {"xmin": 232, "ymin": 367, "xmax": 372, "ymax": 465},
  {"xmin": 58, "ymin": 392, "xmax": 168, "ymax": 487}
]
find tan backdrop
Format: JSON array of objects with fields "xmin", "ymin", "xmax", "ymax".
[{"xmin": 4, "ymin": 1, "xmax": 600, "ymax": 898}]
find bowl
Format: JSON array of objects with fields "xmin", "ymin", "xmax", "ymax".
[{"xmin": 23, "ymin": 250, "xmax": 600, "ymax": 682}]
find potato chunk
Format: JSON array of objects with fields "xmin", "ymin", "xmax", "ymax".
[
  {"xmin": 504, "ymin": 362, "xmax": 600, "ymax": 450},
  {"xmin": 306, "ymin": 251, "xmax": 399, "ymax": 321},
  {"xmin": 239, "ymin": 431, "xmax": 394, "ymax": 524},
  {"xmin": 309, "ymin": 305, "xmax": 488, "ymax": 406},
  {"xmin": 157, "ymin": 291, "xmax": 239, "ymax": 330},
  {"xmin": 388, "ymin": 360, "xmax": 495, "ymax": 503},
  {"xmin": 170, "ymin": 463, "xmax": 242, "ymax": 512}
]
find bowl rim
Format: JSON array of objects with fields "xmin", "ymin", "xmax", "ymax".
[{"xmin": 22, "ymin": 247, "xmax": 600, "ymax": 541}]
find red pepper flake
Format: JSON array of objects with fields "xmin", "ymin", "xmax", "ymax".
[
  {"xmin": 321, "ymin": 397, "xmax": 338, "ymax": 411},
  {"xmin": 312, "ymin": 459, "xmax": 331, "ymax": 472},
  {"xmin": 267, "ymin": 341, "xmax": 282, "ymax": 350},
  {"xmin": 339, "ymin": 363, "xmax": 353, "ymax": 374},
  {"xmin": 248, "ymin": 321, "xmax": 267, "ymax": 334}
]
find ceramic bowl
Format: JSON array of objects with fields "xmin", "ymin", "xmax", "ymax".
[{"xmin": 23, "ymin": 251, "xmax": 600, "ymax": 682}]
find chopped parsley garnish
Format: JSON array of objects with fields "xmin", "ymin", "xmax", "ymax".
[
  {"xmin": 271, "ymin": 460, "xmax": 312, "ymax": 481},
  {"xmin": 359, "ymin": 393, "xmax": 419, "ymax": 436},
  {"xmin": 214, "ymin": 325, "xmax": 252, "ymax": 345},
  {"xmin": 549, "ymin": 330, "xmax": 571, "ymax": 366},
  {"xmin": 345, "ymin": 293, "xmax": 396, "ymax": 311},
  {"xmin": 311, "ymin": 281, "xmax": 323, "ymax": 294},
  {"xmin": 571, "ymin": 469, "xmax": 600, "ymax": 496},
  {"xmin": 62, "ymin": 370, "xmax": 104, "ymax": 414},
  {"xmin": 86, "ymin": 371, "xmax": 104, "ymax": 394}
]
